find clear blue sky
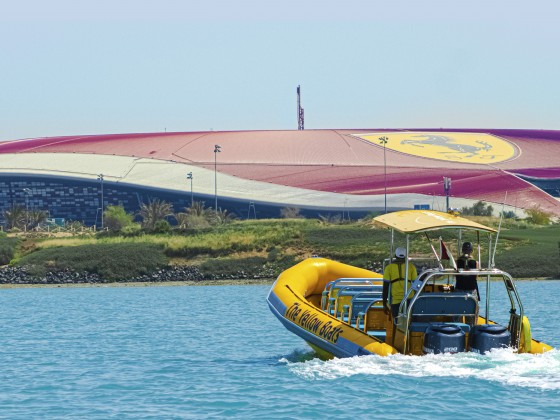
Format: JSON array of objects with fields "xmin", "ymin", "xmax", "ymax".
[{"xmin": 2, "ymin": 1, "xmax": 559, "ymax": 140}]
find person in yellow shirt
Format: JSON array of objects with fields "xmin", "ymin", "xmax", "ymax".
[{"xmin": 382, "ymin": 247, "xmax": 418, "ymax": 318}]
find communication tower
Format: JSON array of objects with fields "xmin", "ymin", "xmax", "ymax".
[{"xmin": 297, "ymin": 85, "xmax": 304, "ymax": 130}]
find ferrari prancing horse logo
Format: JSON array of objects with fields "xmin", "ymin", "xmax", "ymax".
[{"xmin": 355, "ymin": 132, "xmax": 518, "ymax": 164}]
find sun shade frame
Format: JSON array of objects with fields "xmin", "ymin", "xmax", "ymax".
[{"xmin": 372, "ymin": 210, "xmax": 497, "ymax": 234}]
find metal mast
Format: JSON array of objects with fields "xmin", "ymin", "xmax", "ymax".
[{"xmin": 297, "ymin": 85, "xmax": 304, "ymax": 130}]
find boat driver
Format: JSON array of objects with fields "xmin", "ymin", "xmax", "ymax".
[
  {"xmin": 382, "ymin": 247, "xmax": 418, "ymax": 319},
  {"xmin": 456, "ymin": 241, "xmax": 480, "ymax": 300}
]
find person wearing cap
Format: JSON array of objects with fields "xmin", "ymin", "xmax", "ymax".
[
  {"xmin": 382, "ymin": 247, "xmax": 418, "ymax": 319},
  {"xmin": 456, "ymin": 241, "xmax": 480, "ymax": 300}
]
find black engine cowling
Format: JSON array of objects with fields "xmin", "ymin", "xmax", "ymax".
[
  {"xmin": 423, "ymin": 323, "xmax": 465, "ymax": 354},
  {"xmin": 469, "ymin": 324, "xmax": 511, "ymax": 354}
]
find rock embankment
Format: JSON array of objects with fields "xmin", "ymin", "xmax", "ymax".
[{"xmin": 0, "ymin": 265, "xmax": 278, "ymax": 285}]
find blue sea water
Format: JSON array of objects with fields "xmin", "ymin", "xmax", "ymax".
[{"xmin": 0, "ymin": 281, "xmax": 559, "ymax": 419}]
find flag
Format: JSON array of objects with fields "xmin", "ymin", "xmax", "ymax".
[
  {"xmin": 440, "ymin": 239, "xmax": 450, "ymax": 260},
  {"xmin": 440, "ymin": 238, "xmax": 457, "ymax": 270}
]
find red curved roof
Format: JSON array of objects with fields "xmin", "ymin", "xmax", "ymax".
[{"xmin": 1, "ymin": 128, "xmax": 559, "ymax": 215}]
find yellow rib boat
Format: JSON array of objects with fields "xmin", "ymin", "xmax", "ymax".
[{"xmin": 267, "ymin": 210, "xmax": 553, "ymax": 358}]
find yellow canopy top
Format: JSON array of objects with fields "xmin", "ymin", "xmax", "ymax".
[{"xmin": 372, "ymin": 210, "xmax": 497, "ymax": 234}]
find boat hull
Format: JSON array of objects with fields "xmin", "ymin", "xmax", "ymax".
[{"xmin": 267, "ymin": 257, "xmax": 398, "ymax": 358}]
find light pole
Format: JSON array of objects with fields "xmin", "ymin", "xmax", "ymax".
[
  {"xmin": 443, "ymin": 177, "xmax": 451, "ymax": 212},
  {"xmin": 97, "ymin": 174, "xmax": 104, "ymax": 229},
  {"xmin": 23, "ymin": 188, "xmax": 31, "ymax": 230},
  {"xmin": 186, "ymin": 172, "xmax": 193, "ymax": 207},
  {"xmin": 379, "ymin": 136, "xmax": 389, "ymax": 214},
  {"xmin": 214, "ymin": 145, "xmax": 221, "ymax": 212}
]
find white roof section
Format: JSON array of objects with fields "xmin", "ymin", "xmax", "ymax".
[{"xmin": 0, "ymin": 152, "xmax": 527, "ymax": 214}]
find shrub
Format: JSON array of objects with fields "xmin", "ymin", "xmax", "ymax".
[
  {"xmin": 0, "ymin": 237, "xmax": 19, "ymax": 265},
  {"xmin": 104, "ymin": 205, "xmax": 134, "ymax": 231},
  {"xmin": 267, "ymin": 247, "xmax": 281, "ymax": 262},
  {"xmin": 15, "ymin": 243, "xmax": 167, "ymax": 281},
  {"xmin": 153, "ymin": 220, "xmax": 171, "ymax": 234},
  {"xmin": 182, "ymin": 215, "xmax": 212, "ymax": 229},
  {"xmin": 500, "ymin": 210, "xmax": 516, "ymax": 219},
  {"xmin": 198, "ymin": 256, "xmax": 267, "ymax": 277},
  {"xmin": 121, "ymin": 223, "xmax": 142, "ymax": 237},
  {"xmin": 461, "ymin": 201, "xmax": 494, "ymax": 216},
  {"xmin": 525, "ymin": 206, "xmax": 552, "ymax": 225}
]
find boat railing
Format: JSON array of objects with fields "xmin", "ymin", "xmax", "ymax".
[
  {"xmin": 354, "ymin": 298, "xmax": 385, "ymax": 333},
  {"xmin": 328, "ymin": 284, "xmax": 382, "ymax": 318},
  {"xmin": 339, "ymin": 291, "xmax": 383, "ymax": 325},
  {"xmin": 321, "ymin": 278, "xmax": 378, "ymax": 311},
  {"xmin": 412, "ymin": 267, "xmax": 513, "ymax": 286},
  {"xmin": 398, "ymin": 267, "xmax": 524, "ymax": 353}
]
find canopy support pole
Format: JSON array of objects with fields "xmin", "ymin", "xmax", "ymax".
[{"xmin": 485, "ymin": 234, "xmax": 492, "ymax": 323}]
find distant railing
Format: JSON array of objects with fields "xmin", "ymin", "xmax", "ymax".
[
  {"xmin": 7, "ymin": 225, "xmax": 105, "ymax": 235},
  {"xmin": 32, "ymin": 225, "xmax": 99, "ymax": 233}
]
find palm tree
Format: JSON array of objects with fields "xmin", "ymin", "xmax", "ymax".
[
  {"xmin": 186, "ymin": 201, "xmax": 210, "ymax": 217},
  {"xmin": 209, "ymin": 208, "xmax": 237, "ymax": 225},
  {"xmin": 27, "ymin": 209, "xmax": 48, "ymax": 230},
  {"xmin": 139, "ymin": 199, "xmax": 174, "ymax": 230},
  {"xmin": 280, "ymin": 207, "xmax": 302, "ymax": 219},
  {"xmin": 3, "ymin": 205, "xmax": 26, "ymax": 230},
  {"xmin": 175, "ymin": 201, "xmax": 211, "ymax": 229},
  {"xmin": 175, "ymin": 212, "xmax": 190, "ymax": 229}
]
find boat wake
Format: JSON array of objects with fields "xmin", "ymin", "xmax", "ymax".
[
  {"xmin": 278, "ymin": 348, "xmax": 321, "ymax": 364},
  {"xmin": 281, "ymin": 348, "xmax": 560, "ymax": 390}
]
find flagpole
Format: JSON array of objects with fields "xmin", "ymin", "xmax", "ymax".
[{"xmin": 427, "ymin": 233, "xmax": 443, "ymax": 269}]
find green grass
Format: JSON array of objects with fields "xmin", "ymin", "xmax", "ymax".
[
  {"xmin": 494, "ymin": 225, "xmax": 560, "ymax": 278},
  {"xmin": 31, "ymin": 219, "xmax": 311, "ymax": 258},
  {"xmin": 10, "ymin": 218, "xmax": 560, "ymax": 280}
]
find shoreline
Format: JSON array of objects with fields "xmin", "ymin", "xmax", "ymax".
[
  {"xmin": 0, "ymin": 278, "xmax": 276, "ymax": 289},
  {"xmin": 0, "ymin": 277, "xmax": 557, "ymax": 290}
]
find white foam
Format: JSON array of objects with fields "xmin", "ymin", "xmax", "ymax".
[{"xmin": 282, "ymin": 348, "xmax": 560, "ymax": 390}]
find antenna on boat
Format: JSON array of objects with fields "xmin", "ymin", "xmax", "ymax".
[
  {"xmin": 425, "ymin": 233, "xmax": 444, "ymax": 270},
  {"xmin": 491, "ymin": 192, "xmax": 508, "ymax": 267},
  {"xmin": 477, "ymin": 230, "xmax": 481, "ymax": 270}
]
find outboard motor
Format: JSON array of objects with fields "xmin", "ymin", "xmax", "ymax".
[
  {"xmin": 423, "ymin": 323, "xmax": 465, "ymax": 354},
  {"xmin": 469, "ymin": 324, "xmax": 511, "ymax": 354}
]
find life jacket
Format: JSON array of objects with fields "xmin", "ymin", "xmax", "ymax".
[{"xmin": 388, "ymin": 262, "xmax": 415, "ymax": 304}]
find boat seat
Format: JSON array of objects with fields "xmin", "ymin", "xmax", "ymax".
[
  {"xmin": 329, "ymin": 285, "xmax": 382, "ymax": 317},
  {"xmin": 411, "ymin": 292, "xmax": 477, "ymax": 317},
  {"xmin": 324, "ymin": 278, "xmax": 380, "ymax": 310},
  {"xmin": 354, "ymin": 301, "xmax": 386, "ymax": 336},
  {"xmin": 408, "ymin": 293, "xmax": 478, "ymax": 331},
  {"xmin": 349, "ymin": 293, "xmax": 383, "ymax": 324}
]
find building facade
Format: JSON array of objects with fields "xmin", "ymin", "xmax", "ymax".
[{"xmin": 0, "ymin": 128, "xmax": 559, "ymax": 226}]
